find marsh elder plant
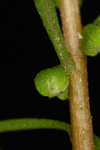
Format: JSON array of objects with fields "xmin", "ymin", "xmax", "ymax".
[{"xmin": 0, "ymin": 0, "xmax": 100, "ymax": 150}]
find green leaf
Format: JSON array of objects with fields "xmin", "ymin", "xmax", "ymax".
[
  {"xmin": 0, "ymin": 118, "xmax": 71, "ymax": 136},
  {"xmin": 34, "ymin": 0, "xmax": 74, "ymax": 74},
  {"xmin": 0, "ymin": 118, "xmax": 99, "ymax": 149}
]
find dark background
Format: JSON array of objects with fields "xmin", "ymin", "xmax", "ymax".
[{"xmin": 0, "ymin": 0, "xmax": 99, "ymax": 149}]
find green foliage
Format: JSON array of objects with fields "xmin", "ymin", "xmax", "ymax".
[
  {"xmin": 34, "ymin": 66, "xmax": 69, "ymax": 100},
  {"xmin": 82, "ymin": 24, "xmax": 100, "ymax": 56},
  {"xmin": 0, "ymin": 119, "xmax": 70, "ymax": 134}
]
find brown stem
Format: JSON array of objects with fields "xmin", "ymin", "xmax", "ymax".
[{"xmin": 59, "ymin": 0, "xmax": 95, "ymax": 150}]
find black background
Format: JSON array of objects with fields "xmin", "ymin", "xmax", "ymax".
[{"xmin": 0, "ymin": 0, "xmax": 100, "ymax": 149}]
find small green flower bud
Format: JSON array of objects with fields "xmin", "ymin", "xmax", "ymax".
[
  {"xmin": 82, "ymin": 24, "xmax": 100, "ymax": 56},
  {"xmin": 34, "ymin": 66, "xmax": 69, "ymax": 100}
]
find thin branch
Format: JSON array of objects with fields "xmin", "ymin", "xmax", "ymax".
[{"xmin": 59, "ymin": 0, "xmax": 95, "ymax": 150}]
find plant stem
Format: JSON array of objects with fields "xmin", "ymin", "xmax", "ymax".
[
  {"xmin": 0, "ymin": 118, "xmax": 71, "ymax": 135},
  {"xmin": 59, "ymin": 0, "xmax": 95, "ymax": 150}
]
